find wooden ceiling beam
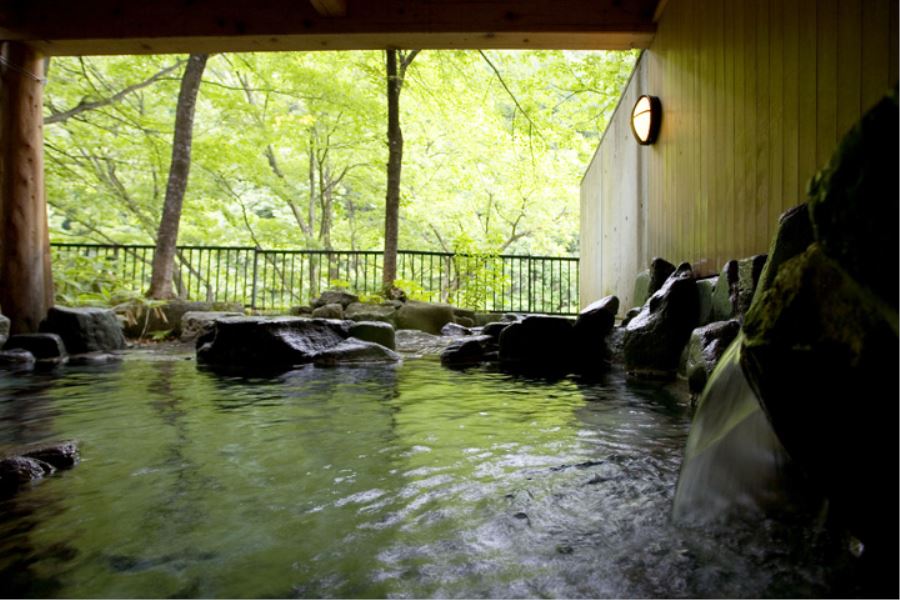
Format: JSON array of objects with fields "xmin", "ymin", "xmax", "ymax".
[
  {"xmin": 309, "ymin": 0, "xmax": 347, "ymax": 18},
  {"xmin": 0, "ymin": 0, "xmax": 658, "ymax": 55}
]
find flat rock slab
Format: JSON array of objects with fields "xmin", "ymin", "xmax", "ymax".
[
  {"xmin": 313, "ymin": 338, "xmax": 401, "ymax": 366},
  {"xmin": 196, "ymin": 317, "xmax": 349, "ymax": 371}
]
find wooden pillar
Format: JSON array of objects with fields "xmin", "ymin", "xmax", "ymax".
[{"xmin": 0, "ymin": 42, "xmax": 53, "ymax": 334}]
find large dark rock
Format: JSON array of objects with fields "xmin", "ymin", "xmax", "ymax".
[
  {"xmin": 806, "ymin": 88, "xmax": 898, "ymax": 307},
  {"xmin": 196, "ymin": 317, "xmax": 348, "ymax": 371},
  {"xmin": 311, "ymin": 303, "xmax": 344, "ymax": 319},
  {"xmin": 180, "ymin": 311, "xmax": 244, "ymax": 341},
  {"xmin": 481, "ymin": 321, "xmax": 510, "ymax": 343},
  {"xmin": 739, "ymin": 90, "xmax": 899, "ymax": 563},
  {"xmin": 395, "ymin": 301, "xmax": 455, "ymax": 335},
  {"xmin": 622, "ymin": 263, "xmax": 699, "ymax": 378},
  {"xmin": 4, "ymin": 333, "xmax": 67, "ymax": 361},
  {"xmin": 709, "ymin": 255, "xmax": 768, "ymax": 321},
  {"xmin": 344, "ymin": 302, "xmax": 397, "ymax": 324},
  {"xmin": 648, "ymin": 257, "xmax": 677, "ymax": 297},
  {"xmin": 684, "ymin": 320, "xmax": 741, "ymax": 396},
  {"xmin": 742, "ymin": 245, "xmax": 897, "ymax": 557},
  {"xmin": 348, "ymin": 321, "xmax": 395, "ymax": 350},
  {"xmin": 440, "ymin": 335, "xmax": 494, "ymax": 368},
  {"xmin": 752, "ymin": 204, "xmax": 814, "ymax": 306},
  {"xmin": 40, "ymin": 306, "xmax": 125, "ymax": 354},
  {"xmin": 313, "ymin": 338, "xmax": 400, "ymax": 366},
  {"xmin": 574, "ymin": 295, "xmax": 618, "ymax": 339},
  {"xmin": 312, "ymin": 289, "xmax": 359, "ymax": 309},
  {"xmin": 499, "ymin": 315, "xmax": 575, "ymax": 372},
  {"xmin": 20, "ymin": 441, "xmax": 80, "ymax": 470},
  {"xmin": 573, "ymin": 295, "xmax": 618, "ymax": 370}
]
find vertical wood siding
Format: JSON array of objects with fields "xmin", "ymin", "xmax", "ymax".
[{"xmin": 579, "ymin": 0, "xmax": 898, "ymax": 311}]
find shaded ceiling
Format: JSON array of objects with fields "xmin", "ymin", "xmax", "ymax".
[{"xmin": 0, "ymin": 0, "xmax": 662, "ymax": 56}]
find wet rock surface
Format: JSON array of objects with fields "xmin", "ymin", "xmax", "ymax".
[
  {"xmin": 20, "ymin": 440, "xmax": 81, "ymax": 470},
  {"xmin": 499, "ymin": 315, "xmax": 575, "ymax": 373},
  {"xmin": 394, "ymin": 330, "xmax": 457, "ymax": 356},
  {"xmin": 349, "ymin": 321, "xmax": 396, "ymax": 350},
  {"xmin": 709, "ymin": 255, "xmax": 767, "ymax": 322},
  {"xmin": 622, "ymin": 264, "xmax": 699, "ymax": 378},
  {"xmin": 440, "ymin": 322, "xmax": 471, "ymax": 337},
  {"xmin": 0, "ymin": 441, "xmax": 79, "ymax": 493},
  {"xmin": 0, "ymin": 348, "xmax": 36, "ymax": 367},
  {"xmin": 4, "ymin": 333, "xmax": 67, "ymax": 362},
  {"xmin": 40, "ymin": 306, "xmax": 126, "ymax": 354},
  {"xmin": 684, "ymin": 320, "xmax": 741, "ymax": 396},
  {"xmin": 0, "ymin": 456, "xmax": 54, "ymax": 489},
  {"xmin": 481, "ymin": 321, "xmax": 510, "ymax": 343},
  {"xmin": 196, "ymin": 317, "xmax": 348, "ymax": 371},
  {"xmin": 313, "ymin": 338, "xmax": 400, "ymax": 366},
  {"xmin": 440, "ymin": 335, "xmax": 494, "ymax": 367}
]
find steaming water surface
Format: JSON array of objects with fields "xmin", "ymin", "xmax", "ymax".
[{"xmin": 0, "ymin": 348, "xmax": 862, "ymax": 598}]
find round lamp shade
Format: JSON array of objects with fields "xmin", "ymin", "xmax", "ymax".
[{"xmin": 630, "ymin": 95, "xmax": 661, "ymax": 145}]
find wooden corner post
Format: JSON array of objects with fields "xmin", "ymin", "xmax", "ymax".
[{"xmin": 0, "ymin": 42, "xmax": 53, "ymax": 334}]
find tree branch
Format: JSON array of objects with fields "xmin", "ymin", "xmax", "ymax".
[{"xmin": 44, "ymin": 59, "xmax": 186, "ymax": 125}]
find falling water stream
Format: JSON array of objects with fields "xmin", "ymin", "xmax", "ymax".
[{"xmin": 0, "ymin": 346, "xmax": 866, "ymax": 598}]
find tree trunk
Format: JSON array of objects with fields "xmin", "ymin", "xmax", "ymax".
[
  {"xmin": 382, "ymin": 49, "xmax": 403, "ymax": 291},
  {"xmin": 147, "ymin": 53, "xmax": 208, "ymax": 299},
  {"xmin": 0, "ymin": 42, "xmax": 53, "ymax": 334}
]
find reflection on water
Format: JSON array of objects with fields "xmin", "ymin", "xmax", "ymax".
[{"xmin": 0, "ymin": 350, "xmax": 865, "ymax": 598}]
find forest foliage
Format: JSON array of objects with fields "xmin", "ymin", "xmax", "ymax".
[{"xmin": 44, "ymin": 50, "xmax": 636, "ymax": 258}]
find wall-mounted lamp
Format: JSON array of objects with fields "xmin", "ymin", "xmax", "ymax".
[{"xmin": 630, "ymin": 95, "xmax": 662, "ymax": 145}]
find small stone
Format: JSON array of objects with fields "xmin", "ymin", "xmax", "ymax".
[
  {"xmin": 312, "ymin": 290, "xmax": 359, "ymax": 309},
  {"xmin": 21, "ymin": 440, "xmax": 80, "ymax": 469},
  {"xmin": 0, "ymin": 348, "xmax": 35, "ymax": 367},
  {"xmin": 312, "ymin": 303, "xmax": 344, "ymax": 319},
  {"xmin": 441, "ymin": 322, "xmax": 472, "ymax": 337},
  {"xmin": 0, "ymin": 456, "xmax": 55, "ymax": 489}
]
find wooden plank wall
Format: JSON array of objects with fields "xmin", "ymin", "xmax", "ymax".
[{"xmin": 579, "ymin": 0, "xmax": 898, "ymax": 312}]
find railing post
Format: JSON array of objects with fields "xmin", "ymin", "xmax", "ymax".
[{"xmin": 250, "ymin": 248, "xmax": 259, "ymax": 310}]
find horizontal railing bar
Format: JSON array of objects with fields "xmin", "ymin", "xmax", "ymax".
[{"xmin": 51, "ymin": 243, "xmax": 578, "ymax": 261}]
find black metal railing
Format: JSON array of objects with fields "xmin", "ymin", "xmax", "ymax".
[{"xmin": 50, "ymin": 243, "xmax": 580, "ymax": 315}]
